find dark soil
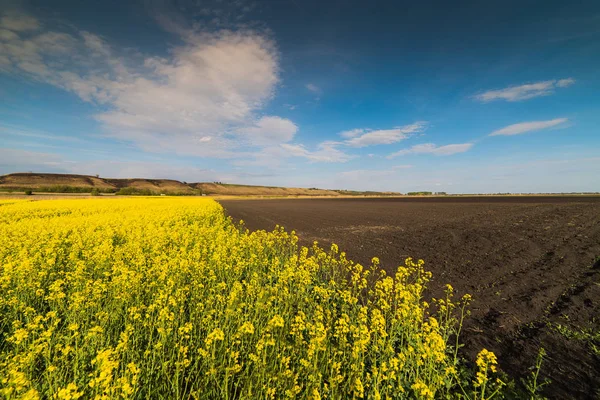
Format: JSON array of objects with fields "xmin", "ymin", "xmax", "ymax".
[{"xmin": 220, "ymin": 196, "xmax": 600, "ymax": 399}]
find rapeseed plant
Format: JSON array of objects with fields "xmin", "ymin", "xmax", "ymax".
[{"xmin": 0, "ymin": 197, "xmax": 501, "ymax": 398}]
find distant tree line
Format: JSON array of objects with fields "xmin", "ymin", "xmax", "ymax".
[{"xmin": 407, "ymin": 191, "xmax": 433, "ymax": 196}]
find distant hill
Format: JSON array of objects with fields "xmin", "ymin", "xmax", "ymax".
[
  {"xmin": 192, "ymin": 182, "xmax": 340, "ymax": 196},
  {"xmin": 0, "ymin": 173, "xmax": 195, "ymax": 195},
  {"xmin": 0, "ymin": 173, "xmax": 401, "ymax": 197}
]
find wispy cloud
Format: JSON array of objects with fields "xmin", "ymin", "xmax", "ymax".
[
  {"xmin": 281, "ymin": 141, "xmax": 352, "ymax": 162},
  {"xmin": 474, "ymin": 78, "xmax": 575, "ymax": 102},
  {"xmin": 339, "ymin": 128, "xmax": 366, "ymax": 139},
  {"xmin": 387, "ymin": 143, "xmax": 473, "ymax": 158},
  {"xmin": 0, "ymin": 123, "xmax": 85, "ymax": 143},
  {"xmin": 305, "ymin": 83, "xmax": 321, "ymax": 94},
  {"xmin": 0, "ymin": 147, "xmax": 64, "ymax": 170},
  {"xmin": 555, "ymin": 78, "xmax": 575, "ymax": 88},
  {"xmin": 342, "ymin": 122, "xmax": 426, "ymax": 148},
  {"xmin": 489, "ymin": 118, "xmax": 568, "ymax": 136},
  {"xmin": 235, "ymin": 117, "xmax": 298, "ymax": 146},
  {"xmin": 0, "ymin": 11, "xmax": 40, "ymax": 32},
  {"xmin": 234, "ymin": 139, "xmax": 353, "ymax": 168}
]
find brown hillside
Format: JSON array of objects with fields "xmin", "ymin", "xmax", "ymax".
[
  {"xmin": 0, "ymin": 173, "xmax": 116, "ymax": 189},
  {"xmin": 103, "ymin": 178, "xmax": 194, "ymax": 193},
  {"xmin": 0, "ymin": 173, "xmax": 400, "ymax": 196},
  {"xmin": 192, "ymin": 183, "xmax": 340, "ymax": 196},
  {"xmin": 0, "ymin": 173, "xmax": 194, "ymax": 193}
]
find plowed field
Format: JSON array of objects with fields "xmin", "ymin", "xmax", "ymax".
[{"xmin": 221, "ymin": 196, "xmax": 600, "ymax": 399}]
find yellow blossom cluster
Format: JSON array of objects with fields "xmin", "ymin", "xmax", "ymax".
[
  {"xmin": 472, "ymin": 349, "xmax": 505, "ymax": 399},
  {"xmin": 0, "ymin": 197, "xmax": 495, "ymax": 398}
]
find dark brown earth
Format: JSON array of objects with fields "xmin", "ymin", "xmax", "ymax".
[{"xmin": 220, "ymin": 197, "xmax": 600, "ymax": 399}]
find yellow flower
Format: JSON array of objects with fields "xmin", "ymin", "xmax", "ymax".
[
  {"xmin": 354, "ymin": 377, "xmax": 364, "ymax": 398},
  {"xmin": 411, "ymin": 379, "xmax": 434, "ymax": 399},
  {"xmin": 11, "ymin": 328, "xmax": 28, "ymax": 345},
  {"xmin": 267, "ymin": 315, "xmax": 285, "ymax": 329},
  {"xmin": 238, "ymin": 321, "xmax": 255, "ymax": 335},
  {"xmin": 0, "ymin": 197, "xmax": 484, "ymax": 399},
  {"xmin": 205, "ymin": 328, "xmax": 225, "ymax": 347},
  {"xmin": 311, "ymin": 387, "xmax": 321, "ymax": 400},
  {"xmin": 474, "ymin": 349, "xmax": 499, "ymax": 387},
  {"xmin": 55, "ymin": 383, "xmax": 82, "ymax": 400}
]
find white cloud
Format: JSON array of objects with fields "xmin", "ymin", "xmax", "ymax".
[
  {"xmin": 474, "ymin": 78, "xmax": 576, "ymax": 102},
  {"xmin": 388, "ymin": 143, "xmax": 473, "ymax": 158},
  {"xmin": 281, "ymin": 141, "xmax": 352, "ymax": 163},
  {"xmin": 305, "ymin": 83, "xmax": 321, "ymax": 93},
  {"xmin": 95, "ymin": 32, "xmax": 282, "ymax": 156},
  {"xmin": 232, "ymin": 140, "xmax": 352, "ymax": 168},
  {"xmin": 0, "ymin": 12, "xmax": 40, "ymax": 32},
  {"xmin": 489, "ymin": 118, "xmax": 568, "ymax": 136},
  {"xmin": 339, "ymin": 128, "xmax": 367, "ymax": 139},
  {"xmin": 344, "ymin": 122, "xmax": 425, "ymax": 148},
  {"xmin": 0, "ymin": 28, "xmax": 19, "ymax": 41},
  {"xmin": 235, "ymin": 116, "xmax": 298, "ymax": 146},
  {"xmin": 0, "ymin": 11, "xmax": 299, "ymax": 159},
  {"xmin": 556, "ymin": 78, "xmax": 575, "ymax": 88},
  {"xmin": 81, "ymin": 31, "xmax": 112, "ymax": 57},
  {"xmin": 225, "ymin": 120, "xmax": 426, "ymax": 165}
]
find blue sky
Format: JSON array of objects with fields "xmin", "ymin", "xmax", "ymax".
[{"xmin": 1, "ymin": 0, "xmax": 599, "ymax": 193}]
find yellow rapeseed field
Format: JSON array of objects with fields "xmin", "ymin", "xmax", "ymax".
[{"xmin": 0, "ymin": 198, "xmax": 501, "ymax": 399}]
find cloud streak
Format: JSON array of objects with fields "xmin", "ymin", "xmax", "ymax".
[
  {"xmin": 474, "ymin": 78, "xmax": 575, "ymax": 102},
  {"xmin": 342, "ymin": 122, "xmax": 425, "ymax": 148},
  {"xmin": 281, "ymin": 141, "xmax": 352, "ymax": 163},
  {"xmin": 305, "ymin": 83, "xmax": 321, "ymax": 94},
  {"xmin": 489, "ymin": 118, "xmax": 568, "ymax": 136},
  {"xmin": 0, "ymin": 12, "xmax": 40, "ymax": 32},
  {"xmin": 235, "ymin": 117, "xmax": 298, "ymax": 146},
  {"xmin": 388, "ymin": 143, "xmax": 473, "ymax": 158}
]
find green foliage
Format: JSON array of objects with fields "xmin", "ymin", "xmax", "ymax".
[
  {"xmin": 553, "ymin": 322, "xmax": 600, "ymax": 356},
  {"xmin": 24, "ymin": 189, "xmax": 33, "ymax": 196},
  {"xmin": 521, "ymin": 348, "xmax": 550, "ymax": 399},
  {"xmin": 115, "ymin": 187, "xmax": 157, "ymax": 196}
]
